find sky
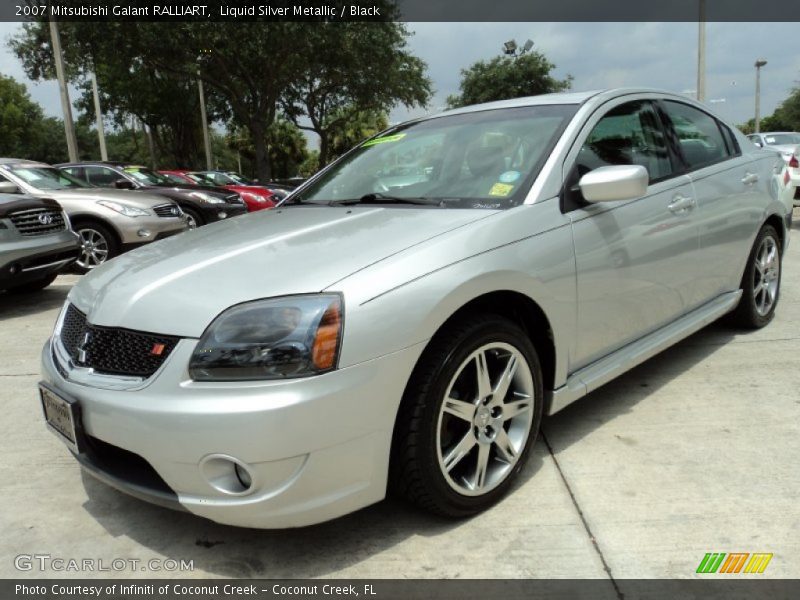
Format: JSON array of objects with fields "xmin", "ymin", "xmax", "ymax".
[{"xmin": 1, "ymin": 21, "xmax": 798, "ymax": 146}]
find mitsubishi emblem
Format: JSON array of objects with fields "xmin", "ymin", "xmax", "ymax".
[{"xmin": 76, "ymin": 331, "xmax": 91, "ymax": 364}]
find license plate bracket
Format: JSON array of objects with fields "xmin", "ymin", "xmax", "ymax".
[{"xmin": 39, "ymin": 383, "xmax": 85, "ymax": 454}]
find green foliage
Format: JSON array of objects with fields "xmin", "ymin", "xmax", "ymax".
[
  {"xmin": 7, "ymin": 15, "xmax": 431, "ymax": 175},
  {"xmin": 282, "ymin": 22, "xmax": 432, "ymax": 166},
  {"xmin": 739, "ymin": 87, "xmax": 800, "ymax": 134},
  {"xmin": 328, "ymin": 109, "xmax": 389, "ymax": 161},
  {"xmin": 298, "ymin": 150, "xmax": 320, "ymax": 178},
  {"xmin": 0, "ymin": 73, "xmax": 95, "ymax": 163},
  {"xmin": 446, "ymin": 49, "xmax": 572, "ymax": 109}
]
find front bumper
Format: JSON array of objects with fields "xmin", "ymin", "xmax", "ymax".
[
  {"xmin": 0, "ymin": 231, "xmax": 80, "ymax": 289},
  {"xmin": 40, "ymin": 335, "xmax": 424, "ymax": 528},
  {"xmin": 195, "ymin": 202, "xmax": 248, "ymax": 223},
  {"xmin": 115, "ymin": 215, "xmax": 187, "ymax": 245}
]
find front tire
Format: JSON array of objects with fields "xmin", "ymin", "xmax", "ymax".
[
  {"xmin": 390, "ymin": 314, "xmax": 544, "ymax": 517},
  {"xmin": 183, "ymin": 207, "xmax": 203, "ymax": 229},
  {"xmin": 730, "ymin": 224, "xmax": 782, "ymax": 328},
  {"xmin": 73, "ymin": 221, "xmax": 119, "ymax": 274}
]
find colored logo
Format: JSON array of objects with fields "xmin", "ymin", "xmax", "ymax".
[
  {"xmin": 696, "ymin": 552, "xmax": 773, "ymax": 574},
  {"xmin": 499, "ymin": 170, "xmax": 521, "ymax": 183}
]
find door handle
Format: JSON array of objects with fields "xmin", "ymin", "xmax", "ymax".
[
  {"xmin": 741, "ymin": 172, "xmax": 759, "ymax": 185},
  {"xmin": 668, "ymin": 195, "xmax": 695, "ymax": 214}
]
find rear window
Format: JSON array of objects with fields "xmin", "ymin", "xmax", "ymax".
[{"xmin": 662, "ymin": 101, "xmax": 730, "ymax": 170}]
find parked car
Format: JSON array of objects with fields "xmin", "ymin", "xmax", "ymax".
[
  {"xmin": 187, "ymin": 170, "xmax": 278, "ymax": 210},
  {"xmin": 0, "ymin": 188, "xmax": 80, "ymax": 293},
  {"xmin": 39, "ymin": 89, "xmax": 789, "ymax": 528},
  {"xmin": 57, "ymin": 162, "xmax": 248, "ymax": 229},
  {"xmin": 0, "ymin": 160, "xmax": 187, "ymax": 273},
  {"xmin": 748, "ymin": 132, "xmax": 800, "ymax": 203}
]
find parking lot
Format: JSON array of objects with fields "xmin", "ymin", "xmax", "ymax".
[{"xmin": 1, "ymin": 209, "xmax": 799, "ymax": 581}]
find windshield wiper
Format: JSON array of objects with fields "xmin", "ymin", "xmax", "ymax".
[{"xmin": 328, "ymin": 193, "xmax": 445, "ymax": 207}]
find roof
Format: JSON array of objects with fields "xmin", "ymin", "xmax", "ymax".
[
  {"xmin": 427, "ymin": 87, "xmax": 707, "ymax": 120},
  {"xmin": 0, "ymin": 158, "xmax": 50, "ymax": 168}
]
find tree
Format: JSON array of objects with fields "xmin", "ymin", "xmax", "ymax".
[
  {"xmin": 10, "ymin": 21, "xmax": 223, "ymax": 168},
  {"xmin": 282, "ymin": 22, "xmax": 431, "ymax": 167},
  {"xmin": 739, "ymin": 87, "xmax": 800, "ymax": 134},
  {"xmin": 446, "ymin": 47, "xmax": 572, "ymax": 109},
  {"xmin": 0, "ymin": 74, "xmax": 47, "ymax": 158},
  {"xmin": 0, "ymin": 73, "xmax": 96, "ymax": 163},
  {"xmin": 328, "ymin": 109, "xmax": 389, "ymax": 161}
]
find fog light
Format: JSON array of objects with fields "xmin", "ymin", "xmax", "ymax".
[
  {"xmin": 199, "ymin": 454, "xmax": 255, "ymax": 496},
  {"xmin": 234, "ymin": 463, "xmax": 252, "ymax": 489},
  {"xmin": 217, "ymin": 211, "xmax": 227, "ymax": 219},
  {"xmin": 137, "ymin": 229, "xmax": 152, "ymax": 238}
]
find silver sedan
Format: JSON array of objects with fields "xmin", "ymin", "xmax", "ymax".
[{"xmin": 39, "ymin": 89, "xmax": 790, "ymax": 528}]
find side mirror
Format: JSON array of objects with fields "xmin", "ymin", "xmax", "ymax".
[
  {"xmin": 579, "ymin": 165, "xmax": 649, "ymax": 203},
  {"xmin": 0, "ymin": 181, "xmax": 20, "ymax": 194},
  {"xmin": 113, "ymin": 178, "xmax": 135, "ymax": 190},
  {"xmin": 752, "ymin": 141, "xmax": 762, "ymax": 148}
]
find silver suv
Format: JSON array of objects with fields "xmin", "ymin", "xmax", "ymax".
[
  {"xmin": 0, "ymin": 160, "xmax": 187, "ymax": 273},
  {"xmin": 0, "ymin": 190, "xmax": 79, "ymax": 293}
]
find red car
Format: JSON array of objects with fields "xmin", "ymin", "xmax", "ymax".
[{"xmin": 158, "ymin": 170, "xmax": 276, "ymax": 212}]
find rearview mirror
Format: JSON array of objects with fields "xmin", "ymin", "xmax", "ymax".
[
  {"xmin": 579, "ymin": 165, "xmax": 649, "ymax": 203},
  {"xmin": 0, "ymin": 181, "xmax": 20, "ymax": 194},
  {"xmin": 113, "ymin": 178, "xmax": 135, "ymax": 190}
]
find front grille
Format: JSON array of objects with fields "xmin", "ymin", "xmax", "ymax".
[
  {"xmin": 9, "ymin": 208, "xmax": 66, "ymax": 236},
  {"xmin": 152, "ymin": 203, "xmax": 182, "ymax": 218},
  {"xmin": 59, "ymin": 304, "xmax": 179, "ymax": 378}
]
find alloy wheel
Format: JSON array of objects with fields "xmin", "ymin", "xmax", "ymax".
[
  {"xmin": 77, "ymin": 228, "xmax": 109, "ymax": 269},
  {"xmin": 753, "ymin": 235, "xmax": 780, "ymax": 316},
  {"xmin": 436, "ymin": 342, "xmax": 535, "ymax": 496}
]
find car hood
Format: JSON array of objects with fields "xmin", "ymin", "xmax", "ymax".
[
  {"xmin": 70, "ymin": 206, "xmax": 496, "ymax": 337},
  {"xmin": 30, "ymin": 188, "xmax": 172, "ymax": 209}
]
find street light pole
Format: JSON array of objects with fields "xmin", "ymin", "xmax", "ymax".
[
  {"xmin": 48, "ymin": 19, "xmax": 79, "ymax": 162},
  {"xmin": 197, "ymin": 67, "xmax": 213, "ymax": 170},
  {"xmin": 90, "ymin": 71, "xmax": 108, "ymax": 161},
  {"xmin": 696, "ymin": 0, "xmax": 706, "ymax": 102},
  {"xmin": 754, "ymin": 59, "xmax": 767, "ymax": 133}
]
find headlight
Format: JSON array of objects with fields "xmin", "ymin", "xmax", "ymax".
[
  {"xmin": 242, "ymin": 191, "xmax": 269, "ymax": 203},
  {"xmin": 189, "ymin": 294, "xmax": 343, "ymax": 381},
  {"xmin": 189, "ymin": 191, "xmax": 225, "ymax": 204},
  {"xmin": 96, "ymin": 200, "xmax": 149, "ymax": 217}
]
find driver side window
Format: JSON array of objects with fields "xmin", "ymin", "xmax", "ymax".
[{"xmin": 565, "ymin": 100, "xmax": 673, "ymax": 208}]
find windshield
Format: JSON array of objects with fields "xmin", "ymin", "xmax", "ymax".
[
  {"xmin": 161, "ymin": 172, "xmax": 193, "ymax": 185},
  {"xmin": 226, "ymin": 172, "xmax": 254, "ymax": 185},
  {"xmin": 6, "ymin": 165, "xmax": 90, "ymax": 190},
  {"xmin": 763, "ymin": 133, "xmax": 800, "ymax": 146},
  {"xmin": 292, "ymin": 105, "xmax": 576, "ymax": 209},
  {"xmin": 123, "ymin": 167, "xmax": 170, "ymax": 185}
]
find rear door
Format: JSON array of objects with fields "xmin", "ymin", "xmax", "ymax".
[
  {"xmin": 658, "ymin": 100, "xmax": 763, "ymax": 305},
  {"xmin": 564, "ymin": 97, "xmax": 702, "ymax": 370}
]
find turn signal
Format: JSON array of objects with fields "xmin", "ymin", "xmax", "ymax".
[{"xmin": 312, "ymin": 299, "xmax": 342, "ymax": 370}]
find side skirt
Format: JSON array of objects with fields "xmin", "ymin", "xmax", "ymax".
[{"xmin": 547, "ymin": 290, "xmax": 742, "ymax": 416}]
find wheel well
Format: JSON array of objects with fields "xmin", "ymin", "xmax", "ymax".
[
  {"xmin": 70, "ymin": 216, "xmax": 121, "ymax": 248},
  {"xmin": 438, "ymin": 291, "xmax": 556, "ymax": 393},
  {"xmin": 764, "ymin": 214, "xmax": 786, "ymax": 250}
]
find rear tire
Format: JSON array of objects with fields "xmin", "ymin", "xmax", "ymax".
[
  {"xmin": 390, "ymin": 314, "xmax": 543, "ymax": 517},
  {"xmin": 7, "ymin": 273, "xmax": 58, "ymax": 294},
  {"xmin": 729, "ymin": 224, "xmax": 782, "ymax": 328}
]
